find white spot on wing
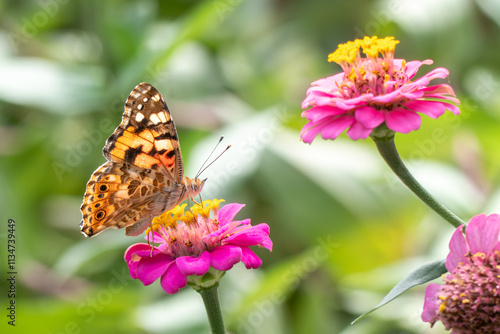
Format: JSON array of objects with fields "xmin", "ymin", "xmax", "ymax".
[
  {"xmin": 150, "ymin": 113, "xmax": 161, "ymax": 124},
  {"xmin": 135, "ymin": 112, "xmax": 145, "ymax": 122},
  {"xmin": 151, "ymin": 94, "xmax": 161, "ymax": 102},
  {"xmin": 143, "ymin": 97, "xmax": 149, "ymax": 103},
  {"xmin": 158, "ymin": 111, "xmax": 168, "ymax": 123}
]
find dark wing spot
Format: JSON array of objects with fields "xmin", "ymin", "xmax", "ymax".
[
  {"xmin": 94, "ymin": 203, "xmax": 101, "ymax": 208},
  {"xmin": 155, "ymin": 132, "xmax": 175, "ymax": 140},
  {"xmin": 99, "ymin": 184, "xmax": 108, "ymax": 191},
  {"xmin": 124, "ymin": 145, "xmax": 143, "ymax": 163},
  {"xmin": 166, "ymin": 150, "xmax": 175, "ymax": 158},
  {"xmin": 140, "ymin": 186, "xmax": 147, "ymax": 197},
  {"xmin": 97, "ymin": 194, "xmax": 104, "ymax": 199},
  {"xmin": 95, "ymin": 210, "xmax": 106, "ymax": 220}
]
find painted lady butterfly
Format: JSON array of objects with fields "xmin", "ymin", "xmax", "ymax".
[{"xmin": 80, "ymin": 83, "xmax": 205, "ymax": 237}]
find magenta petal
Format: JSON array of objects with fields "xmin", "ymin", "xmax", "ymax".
[
  {"xmin": 404, "ymin": 100, "xmax": 446, "ymax": 119},
  {"xmin": 446, "ymin": 226, "xmax": 468, "ymax": 272},
  {"xmin": 124, "ymin": 243, "xmax": 153, "ymax": 263},
  {"xmin": 226, "ymin": 223, "xmax": 272, "ymax": 248},
  {"xmin": 355, "ymin": 106, "xmax": 385, "ymax": 128},
  {"xmin": 160, "ymin": 262, "xmax": 187, "ymax": 295},
  {"xmin": 300, "ymin": 121, "xmax": 324, "ymax": 144},
  {"xmin": 210, "ymin": 245, "xmax": 242, "ymax": 271},
  {"xmin": 404, "ymin": 59, "xmax": 433, "ymax": 79},
  {"xmin": 176, "ymin": 251, "xmax": 211, "ymax": 276},
  {"xmin": 218, "ymin": 203, "xmax": 245, "ymax": 226},
  {"xmin": 466, "ymin": 214, "xmax": 500, "ymax": 255},
  {"xmin": 421, "ymin": 283, "xmax": 441, "ymax": 322},
  {"xmin": 346, "ymin": 121, "xmax": 372, "ymax": 140},
  {"xmin": 385, "ymin": 109, "xmax": 421, "ymax": 133},
  {"xmin": 136, "ymin": 253, "xmax": 174, "ymax": 285},
  {"xmin": 304, "ymin": 105, "xmax": 348, "ymax": 122},
  {"xmin": 319, "ymin": 116, "xmax": 355, "ymax": 140},
  {"xmin": 241, "ymin": 247, "xmax": 262, "ymax": 269}
]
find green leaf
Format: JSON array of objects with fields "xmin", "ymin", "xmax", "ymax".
[{"xmin": 351, "ymin": 259, "xmax": 447, "ymax": 324}]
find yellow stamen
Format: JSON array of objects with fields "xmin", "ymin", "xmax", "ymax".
[
  {"xmin": 149, "ymin": 199, "xmax": 226, "ymax": 232},
  {"xmin": 328, "ymin": 36, "xmax": 399, "ymax": 64}
]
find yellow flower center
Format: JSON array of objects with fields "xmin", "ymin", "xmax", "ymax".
[
  {"xmin": 328, "ymin": 36, "xmax": 399, "ymax": 64},
  {"xmin": 150, "ymin": 199, "xmax": 225, "ymax": 232}
]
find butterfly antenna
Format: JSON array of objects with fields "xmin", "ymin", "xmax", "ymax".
[
  {"xmin": 195, "ymin": 136, "xmax": 230, "ymax": 178},
  {"xmin": 195, "ymin": 136, "xmax": 224, "ymax": 178},
  {"xmin": 196, "ymin": 144, "xmax": 231, "ymax": 178}
]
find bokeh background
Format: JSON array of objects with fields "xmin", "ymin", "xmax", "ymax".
[{"xmin": 2, "ymin": 0, "xmax": 500, "ymax": 333}]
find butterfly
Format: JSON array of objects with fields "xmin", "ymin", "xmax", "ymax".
[{"xmin": 80, "ymin": 83, "xmax": 205, "ymax": 237}]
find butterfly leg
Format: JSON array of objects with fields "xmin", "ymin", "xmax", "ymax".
[{"xmin": 148, "ymin": 215, "xmax": 154, "ymax": 257}]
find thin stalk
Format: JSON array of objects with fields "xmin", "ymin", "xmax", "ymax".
[
  {"xmin": 373, "ymin": 136, "xmax": 466, "ymax": 228},
  {"xmin": 198, "ymin": 286, "xmax": 225, "ymax": 334}
]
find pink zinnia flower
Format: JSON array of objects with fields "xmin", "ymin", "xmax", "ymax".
[
  {"xmin": 124, "ymin": 199, "xmax": 272, "ymax": 294},
  {"xmin": 301, "ymin": 36, "xmax": 460, "ymax": 143},
  {"xmin": 421, "ymin": 213, "xmax": 500, "ymax": 333}
]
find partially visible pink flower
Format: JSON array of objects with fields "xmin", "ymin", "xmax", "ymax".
[
  {"xmin": 422, "ymin": 213, "xmax": 500, "ymax": 333},
  {"xmin": 124, "ymin": 199, "xmax": 272, "ymax": 294},
  {"xmin": 301, "ymin": 36, "xmax": 460, "ymax": 143}
]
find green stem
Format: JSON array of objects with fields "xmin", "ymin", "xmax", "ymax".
[
  {"xmin": 373, "ymin": 136, "xmax": 466, "ymax": 228},
  {"xmin": 198, "ymin": 286, "xmax": 225, "ymax": 334}
]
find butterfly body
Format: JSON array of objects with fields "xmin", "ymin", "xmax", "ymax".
[{"xmin": 80, "ymin": 83, "xmax": 205, "ymax": 237}]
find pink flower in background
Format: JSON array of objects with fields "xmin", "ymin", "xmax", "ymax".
[
  {"xmin": 301, "ymin": 36, "xmax": 460, "ymax": 143},
  {"xmin": 421, "ymin": 213, "xmax": 500, "ymax": 333},
  {"xmin": 124, "ymin": 199, "xmax": 272, "ymax": 294}
]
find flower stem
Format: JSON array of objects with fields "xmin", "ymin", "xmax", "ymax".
[
  {"xmin": 198, "ymin": 286, "xmax": 225, "ymax": 334},
  {"xmin": 373, "ymin": 136, "xmax": 466, "ymax": 228}
]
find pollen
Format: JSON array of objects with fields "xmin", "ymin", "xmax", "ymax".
[{"xmin": 328, "ymin": 36, "xmax": 399, "ymax": 65}]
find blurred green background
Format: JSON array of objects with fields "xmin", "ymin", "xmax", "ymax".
[{"xmin": 1, "ymin": 0, "xmax": 500, "ymax": 333}]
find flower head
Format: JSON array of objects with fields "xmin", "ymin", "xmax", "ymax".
[
  {"xmin": 124, "ymin": 199, "xmax": 272, "ymax": 294},
  {"xmin": 422, "ymin": 213, "xmax": 500, "ymax": 333},
  {"xmin": 301, "ymin": 36, "xmax": 460, "ymax": 143}
]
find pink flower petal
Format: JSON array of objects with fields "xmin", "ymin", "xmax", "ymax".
[
  {"xmin": 421, "ymin": 283, "xmax": 440, "ymax": 322},
  {"xmin": 404, "ymin": 100, "xmax": 446, "ymax": 119},
  {"xmin": 319, "ymin": 116, "xmax": 355, "ymax": 140},
  {"xmin": 466, "ymin": 214, "xmax": 500, "ymax": 255},
  {"xmin": 218, "ymin": 203, "xmax": 245, "ymax": 226},
  {"xmin": 335, "ymin": 94, "xmax": 372, "ymax": 109},
  {"xmin": 372, "ymin": 90, "xmax": 400, "ymax": 103},
  {"xmin": 124, "ymin": 243, "xmax": 153, "ymax": 263},
  {"xmin": 136, "ymin": 253, "xmax": 174, "ymax": 285},
  {"xmin": 355, "ymin": 106, "xmax": 385, "ymax": 128},
  {"xmin": 300, "ymin": 121, "xmax": 324, "ymax": 144},
  {"xmin": 175, "ymin": 251, "xmax": 211, "ymax": 276},
  {"xmin": 346, "ymin": 121, "xmax": 372, "ymax": 140},
  {"xmin": 385, "ymin": 109, "xmax": 421, "ymax": 133},
  {"xmin": 446, "ymin": 226, "xmax": 468, "ymax": 272},
  {"xmin": 160, "ymin": 262, "xmax": 187, "ymax": 295},
  {"xmin": 303, "ymin": 105, "xmax": 348, "ymax": 122},
  {"xmin": 226, "ymin": 223, "xmax": 272, "ymax": 249},
  {"xmin": 210, "ymin": 245, "xmax": 242, "ymax": 271},
  {"xmin": 403, "ymin": 59, "xmax": 433, "ymax": 79},
  {"xmin": 241, "ymin": 247, "xmax": 262, "ymax": 269}
]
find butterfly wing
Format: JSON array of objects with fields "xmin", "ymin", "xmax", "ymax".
[
  {"xmin": 80, "ymin": 161, "xmax": 185, "ymax": 237},
  {"xmin": 103, "ymin": 82, "xmax": 184, "ymax": 183},
  {"xmin": 80, "ymin": 83, "xmax": 188, "ymax": 237}
]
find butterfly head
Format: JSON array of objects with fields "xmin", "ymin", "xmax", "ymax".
[{"xmin": 183, "ymin": 177, "xmax": 206, "ymax": 199}]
